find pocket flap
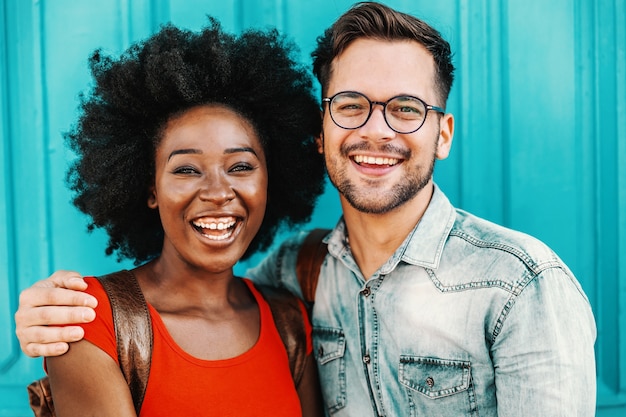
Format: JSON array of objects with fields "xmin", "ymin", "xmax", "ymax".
[
  {"xmin": 313, "ymin": 327, "xmax": 345, "ymax": 365},
  {"xmin": 399, "ymin": 356, "xmax": 471, "ymax": 399}
]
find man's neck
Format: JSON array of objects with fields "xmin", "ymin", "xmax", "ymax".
[{"xmin": 341, "ymin": 183, "xmax": 434, "ymax": 280}]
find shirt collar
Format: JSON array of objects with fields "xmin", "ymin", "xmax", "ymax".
[
  {"xmin": 326, "ymin": 184, "xmax": 455, "ymax": 272},
  {"xmin": 401, "ymin": 184, "xmax": 455, "ymax": 269}
]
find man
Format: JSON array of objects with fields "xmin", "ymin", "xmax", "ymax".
[{"xmin": 15, "ymin": 3, "xmax": 596, "ymax": 416}]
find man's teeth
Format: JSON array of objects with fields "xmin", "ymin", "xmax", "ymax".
[{"xmin": 353, "ymin": 155, "xmax": 399, "ymax": 166}]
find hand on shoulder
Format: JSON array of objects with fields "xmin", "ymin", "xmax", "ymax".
[{"xmin": 15, "ymin": 270, "xmax": 97, "ymax": 357}]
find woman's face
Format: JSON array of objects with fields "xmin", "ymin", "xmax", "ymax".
[{"xmin": 149, "ymin": 105, "xmax": 268, "ymax": 273}]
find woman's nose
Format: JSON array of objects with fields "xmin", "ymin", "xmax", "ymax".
[{"xmin": 199, "ymin": 172, "xmax": 236, "ymax": 205}]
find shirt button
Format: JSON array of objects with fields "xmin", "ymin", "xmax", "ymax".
[
  {"xmin": 363, "ymin": 353, "xmax": 371, "ymax": 364},
  {"xmin": 426, "ymin": 376, "xmax": 435, "ymax": 387},
  {"xmin": 317, "ymin": 346, "xmax": 324, "ymax": 357},
  {"xmin": 360, "ymin": 287, "xmax": 371, "ymax": 297}
]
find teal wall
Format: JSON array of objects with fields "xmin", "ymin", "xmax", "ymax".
[{"xmin": 1, "ymin": 0, "xmax": 624, "ymax": 415}]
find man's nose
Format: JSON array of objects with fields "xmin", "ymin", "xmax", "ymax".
[{"xmin": 359, "ymin": 103, "xmax": 395, "ymax": 139}]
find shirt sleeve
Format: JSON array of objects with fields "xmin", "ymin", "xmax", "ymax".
[{"xmin": 491, "ymin": 267, "xmax": 597, "ymax": 416}]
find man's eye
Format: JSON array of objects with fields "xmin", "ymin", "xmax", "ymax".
[
  {"xmin": 340, "ymin": 103, "xmax": 363, "ymax": 109},
  {"xmin": 388, "ymin": 104, "xmax": 423, "ymax": 120},
  {"xmin": 336, "ymin": 103, "xmax": 366, "ymax": 114}
]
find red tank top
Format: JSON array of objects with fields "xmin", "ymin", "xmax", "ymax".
[{"xmin": 81, "ymin": 277, "xmax": 311, "ymax": 416}]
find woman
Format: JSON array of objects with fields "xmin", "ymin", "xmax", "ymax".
[{"xmin": 45, "ymin": 18, "xmax": 325, "ymax": 416}]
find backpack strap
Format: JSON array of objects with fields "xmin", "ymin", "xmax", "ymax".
[
  {"xmin": 255, "ymin": 229, "xmax": 329, "ymax": 388},
  {"xmin": 98, "ymin": 270, "xmax": 152, "ymax": 415},
  {"xmin": 296, "ymin": 228, "xmax": 330, "ymax": 304},
  {"xmin": 259, "ymin": 286, "xmax": 309, "ymax": 388}
]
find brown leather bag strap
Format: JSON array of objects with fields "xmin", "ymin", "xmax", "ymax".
[
  {"xmin": 98, "ymin": 270, "xmax": 152, "ymax": 415},
  {"xmin": 259, "ymin": 286, "xmax": 309, "ymax": 388},
  {"xmin": 258, "ymin": 228, "xmax": 328, "ymax": 388},
  {"xmin": 296, "ymin": 228, "xmax": 330, "ymax": 304}
]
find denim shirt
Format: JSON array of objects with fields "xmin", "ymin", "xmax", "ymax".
[{"xmin": 248, "ymin": 185, "xmax": 597, "ymax": 417}]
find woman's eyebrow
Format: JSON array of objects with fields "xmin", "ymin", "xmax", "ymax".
[
  {"xmin": 168, "ymin": 147, "xmax": 257, "ymax": 161},
  {"xmin": 224, "ymin": 147, "xmax": 258, "ymax": 156},
  {"xmin": 168, "ymin": 148, "xmax": 201, "ymax": 161}
]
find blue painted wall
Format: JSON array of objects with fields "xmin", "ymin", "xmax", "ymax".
[{"xmin": 1, "ymin": 0, "xmax": 624, "ymax": 415}]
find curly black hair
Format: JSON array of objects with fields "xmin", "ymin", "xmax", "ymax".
[{"xmin": 66, "ymin": 18, "xmax": 325, "ymax": 263}]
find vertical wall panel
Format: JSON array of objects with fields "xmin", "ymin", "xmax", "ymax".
[
  {"xmin": 617, "ymin": 0, "xmax": 626, "ymax": 398},
  {"xmin": 506, "ymin": 1, "xmax": 579, "ymax": 260},
  {"xmin": 1, "ymin": 1, "xmax": 50, "ymax": 415},
  {"xmin": 455, "ymin": 0, "xmax": 506, "ymax": 224},
  {"xmin": 0, "ymin": 0, "xmax": 17, "ymax": 387},
  {"xmin": 44, "ymin": 1, "xmax": 146, "ymax": 276},
  {"xmin": 590, "ymin": 0, "xmax": 626, "ymax": 412}
]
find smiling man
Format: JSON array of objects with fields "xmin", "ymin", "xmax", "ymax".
[
  {"xmin": 250, "ymin": 3, "xmax": 597, "ymax": 416},
  {"xmin": 15, "ymin": 2, "xmax": 596, "ymax": 416}
]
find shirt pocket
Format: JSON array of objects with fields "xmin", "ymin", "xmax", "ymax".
[
  {"xmin": 313, "ymin": 326, "xmax": 346, "ymax": 414},
  {"xmin": 399, "ymin": 355, "xmax": 477, "ymax": 416}
]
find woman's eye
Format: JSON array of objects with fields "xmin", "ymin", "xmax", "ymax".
[
  {"xmin": 172, "ymin": 166, "xmax": 199, "ymax": 175},
  {"xmin": 230, "ymin": 163, "xmax": 254, "ymax": 173}
]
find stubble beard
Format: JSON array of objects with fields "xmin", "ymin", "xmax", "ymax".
[{"xmin": 326, "ymin": 144, "xmax": 437, "ymax": 215}]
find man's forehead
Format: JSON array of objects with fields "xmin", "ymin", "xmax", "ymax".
[{"xmin": 328, "ymin": 38, "xmax": 437, "ymax": 100}]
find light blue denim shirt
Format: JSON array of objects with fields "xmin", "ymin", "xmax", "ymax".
[{"xmin": 248, "ymin": 185, "xmax": 596, "ymax": 416}]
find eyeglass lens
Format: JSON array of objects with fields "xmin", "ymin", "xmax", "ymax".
[{"xmin": 329, "ymin": 92, "xmax": 427, "ymax": 133}]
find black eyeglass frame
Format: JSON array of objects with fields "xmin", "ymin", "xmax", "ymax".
[{"xmin": 322, "ymin": 90, "xmax": 446, "ymax": 134}]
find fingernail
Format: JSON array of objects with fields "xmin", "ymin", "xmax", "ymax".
[
  {"xmin": 83, "ymin": 296, "xmax": 97, "ymax": 307},
  {"xmin": 82, "ymin": 309, "xmax": 95, "ymax": 322},
  {"xmin": 69, "ymin": 328, "xmax": 83, "ymax": 339}
]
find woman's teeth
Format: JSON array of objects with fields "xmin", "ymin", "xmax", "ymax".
[{"xmin": 192, "ymin": 217, "xmax": 237, "ymax": 240}]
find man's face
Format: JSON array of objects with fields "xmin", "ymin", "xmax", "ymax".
[{"xmin": 318, "ymin": 38, "xmax": 453, "ymax": 214}]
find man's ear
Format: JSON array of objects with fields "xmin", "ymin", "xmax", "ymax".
[
  {"xmin": 436, "ymin": 113, "xmax": 454, "ymax": 160},
  {"xmin": 315, "ymin": 110, "xmax": 325, "ymax": 154},
  {"xmin": 315, "ymin": 132, "xmax": 324, "ymax": 154},
  {"xmin": 147, "ymin": 186, "xmax": 158, "ymax": 209}
]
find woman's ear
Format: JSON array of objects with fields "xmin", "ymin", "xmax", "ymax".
[
  {"xmin": 147, "ymin": 187, "xmax": 158, "ymax": 209},
  {"xmin": 435, "ymin": 113, "xmax": 454, "ymax": 160}
]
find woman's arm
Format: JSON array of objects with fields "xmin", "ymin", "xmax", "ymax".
[
  {"xmin": 47, "ymin": 340, "xmax": 136, "ymax": 417},
  {"xmin": 297, "ymin": 353, "xmax": 325, "ymax": 417}
]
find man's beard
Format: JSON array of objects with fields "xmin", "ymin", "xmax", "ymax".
[{"xmin": 326, "ymin": 142, "xmax": 437, "ymax": 215}]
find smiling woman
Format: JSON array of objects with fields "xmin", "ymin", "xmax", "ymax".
[
  {"xmin": 40, "ymin": 17, "xmax": 325, "ymax": 417},
  {"xmin": 150, "ymin": 105, "xmax": 268, "ymax": 274}
]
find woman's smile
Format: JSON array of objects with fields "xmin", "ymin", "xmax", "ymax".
[{"xmin": 191, "ymin": 216, "xmax": 239, "ymax": 241}]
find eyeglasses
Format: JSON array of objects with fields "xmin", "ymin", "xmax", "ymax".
[{"xmin": 322, "ymin": 91, "xmax": 445, "ymax": 134}]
